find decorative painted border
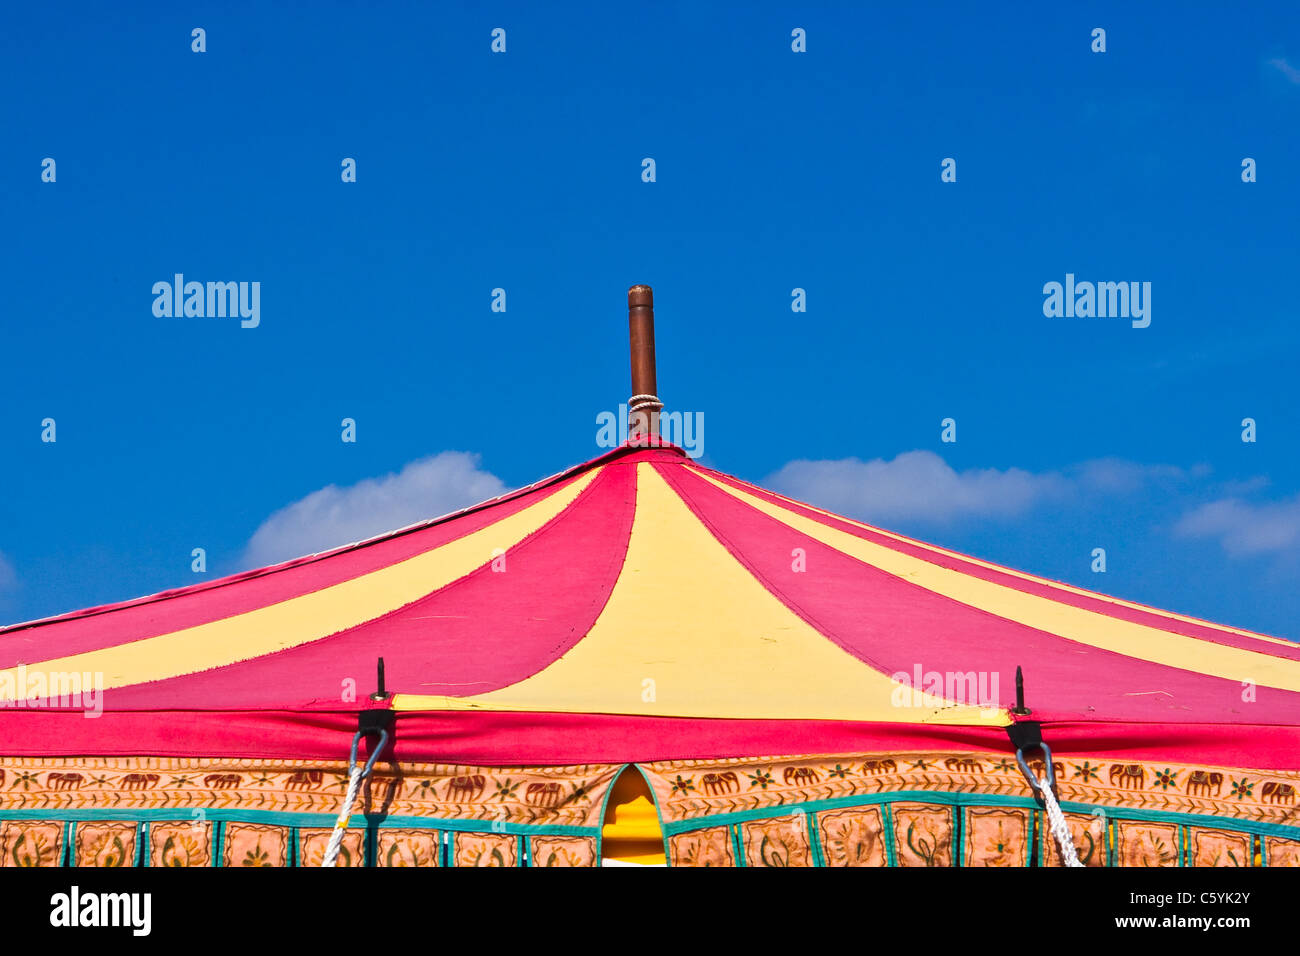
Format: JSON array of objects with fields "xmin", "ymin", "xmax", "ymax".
[
  {"xmin": 0, "ymin": 755, "xmax": 621, "ymax": 867},
  {"xmin": 0, "ymin": 811, "xmax": 602, "ymax": 867},
  {"xmin": 0, "ymin": 756, "xmax": 622, "ymax": 828},
  {"xmin": 641, "ymin": 752, "xmax": 1300, "ymax": 867}
]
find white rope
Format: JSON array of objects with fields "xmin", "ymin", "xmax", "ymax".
[
  {"xmin": 627, "ymin": 394, "xmax": 662, "ymax": 411},
  {"xmin": 322, "ymin": 766, "xmax": 364, "ymax": 867},
  {"xmin": 1034, "ymin": 773, "xmax": 1085, "ymax": 868}
]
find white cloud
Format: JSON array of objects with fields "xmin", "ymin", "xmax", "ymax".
[
  {"xmin": 1268, "ymin": 57, "xmax": 1300, "ymax": 84},
  {"xmin": 764, "ymin": 451, "xmax": 1199, "ymax": 527},
  {"xmin": 1073, "ymin": 458, "xmax": 1186, "ymax": 494},
  {"xmin": 241, "ymin": 452, "xmax": 509, "ymax": 568},
  {"xmin": 765, "ymin": 450, "xmax": 1066, "ymax": 524},
  {"xmin": 1174, "ymin": 494, "xmax": 1300, "ymax": 556}
]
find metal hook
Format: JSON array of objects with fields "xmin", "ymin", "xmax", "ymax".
[
  {"xmin": 1015, "ymin": 742, "xmax": 1054, "ymax": 797},
  {"xmin": 347, "ymin": 727, "xmax": 390, "ymax": 780}
]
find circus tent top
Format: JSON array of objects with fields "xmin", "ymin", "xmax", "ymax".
[{"xmin": 1, "ymin": 285, "xmax": 1297, "ymax": 868}]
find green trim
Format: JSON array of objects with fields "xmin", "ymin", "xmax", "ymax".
[
  {"xmin": 213, "ymin": 819, "xmax": 224, "ymax": 868},
  {"xmin": 61, "ymin": 821, "xmax": 73, "ymax": 867},
  {"xmin": 133, "ymin": 822, "xmax": 144, "ymax": 867},
  {"xmin": 731, "ymin": 823, "xmax": 745, "ymax": 867},
  {"xmin": 630, "ymin": 763, "xmax": 672, "ymax": 867},
  {"xmin": 882, "ymin": 804, "xmax": 897, "ymax": 867},
  {"xmin": 659, "ymin": 790, "xmax": 1300, "ymax": 844},
  {"xmin": 0, "ymin": 807, "xmax": 598, "ymax": 838},
  {"xmin": 807, "ymin": 810, "xmax": 827, "ymax": 867},
  {"xmin": 593, "ymin": 763, "xmax": 631, "ymax": 868},
  {"xmin": 140, "ymin": 821, "xmax": 150, "ymax": 867},
  {"xmin": 953, "ymin": 806, "xmax": 963, "ymax": 867}
]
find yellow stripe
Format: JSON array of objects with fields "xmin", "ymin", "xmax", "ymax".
[
  {"xmin": 0, "ymin": 470, "xmax": 599, "ymax": 700},
  {"xmin": 396, "ymin": 463, "xmax": 1007, "ymax": 724},
  {"xmin": 696, "ymin": 471, "xmax": 1300, "ymax": 692},
  {"xmin": 704, "ymin": 468, "xmax": 1293, "ymax": 648}
]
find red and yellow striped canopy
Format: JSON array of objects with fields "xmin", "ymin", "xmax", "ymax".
[{"xmin": 2, "ymin": 443, "xmax": 1297, "ymax": 768}]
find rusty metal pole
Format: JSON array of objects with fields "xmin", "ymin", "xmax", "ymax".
[{"xmin": 627, "ymin": 284, "xmax": 661, "ymax": 443}]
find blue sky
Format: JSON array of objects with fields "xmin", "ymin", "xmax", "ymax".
[{"xmin": 3, "ymin": 2, "xmax": 1299, "ymax": 639}]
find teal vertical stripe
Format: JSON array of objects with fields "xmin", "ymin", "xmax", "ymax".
[
  {"xmin": 807, "ymin": 811, "xmax": 826, "ymax": 867},
  {"xmin": 883, "ymin": 804, "xmax": 897, "ymax": 867},
  {"xmin": 953, "ymin": 806, "xmax": 963, "ymax": 867}
]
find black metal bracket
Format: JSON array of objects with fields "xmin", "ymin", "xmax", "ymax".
[
  {"xmin": 368, "ymin": 656, "xmax": 392, "ymax": 702},
  {"xmin": 1010, "ymin": 664, "xmax": 1032, "ymax": 716},
  {"xmin": 1006, "ymin": 664, "xmax": 1042, "ymax": 749},
  {"xmin": 359, "ymin": 657, "xmax": 396, "ymax": 739}
]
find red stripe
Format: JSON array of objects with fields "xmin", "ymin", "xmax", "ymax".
[
  {"xmin": 701, "ymin": 467, "xmax": 1300, "ymax": 659},
  {"xmin": 98, "ymin": 463, "xmax": 634, "ymax": 709},
  {"xmin": 0, "ymin": 471, "xmax": 588, "ymax": 667},
  {"xmin": 0, "ymin": 709, "xmax": 1295, "ymax": 770},
  {"xmin": 661, "ymin": 464, "xmax": 1300, "ymax": 725}
]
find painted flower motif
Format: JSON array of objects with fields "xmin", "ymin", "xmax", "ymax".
[
  {"xmin": 980, "ymin": 821, "xmax": 1017, "ymax": 866},
  {"xmin": 9, "ymin": 771, "xmax": 39, "ymax": 791},
  {"xmin": 159, "ymin": 833, "xmax": 206, "ymax": 867},
  {"xmin": 494, "ymin": 779, "xmax": 521, "ymax": 801},
  {"xmin": 248, "ymin": 773, "xmax": 275, "ymax": 787},
  {"xmin": 670, "ymin": 775, "xmax": 695, "ymax": 795},
  {"xmin": 241, "ymin": 842, "xmax": 272, "ymax": 867},
  {"xmin": 542, "ymin": 847, "xmax": 582, "ymax": 867},
  {"xmin": 304, "ymin": 840, "xmax": 352, "ymax": 867},
  {"xmin": 11, "ymin": 831, "xmax": 58, "ymax": 867},
  {"xmin": 465, "ymin": 845, "xmax": 508, "ymax": 867},
  {"xmin": 905, "ymin": 819, "xmax": 944, "ymax": 866},
  {"xmin": 169, "ymin": 775, "xmax": 195, "ymax": 787},
  {"xmin": 384, "ymin": 842, "xmax": 431, "ymax": 867},
  {"xmin": 1134, "ymin": 831, "xmax": 1177, "ymax": 867},
  {"xmin": 677, "ymin": 831, "xmax": 731, "ymax": 867},
  {"xmin": 1151, "ymin": 768, "xmax": 1178, "ymax": 791},
  {"xmin": 909, "ymin": 759, "xmax": 932, "ymax": 771},
  {"xmin": 827, "ymin": 764, "xmax": 851, "ymax": 779},
  {"xmin": 87, "ymin": 833, "xmax": 129, "ymax": 867},
  {"xmin": 988, "ymin": 758, "xmax": 1015, "ymax": 773},
  {"xmin": 1229, "ymin": 779, "xmax": 1254, "ymax": 800},
  {"xmin": 747, "ymin": 770, "xmax": 775, "ymax": 790},
  {"xmin": 1073, "ymin": 761, "xmax": 1101, "ymax": 782},
  {"xmin": 822, "ymin": 815, "xmax": 882, "ymax": 866}
]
